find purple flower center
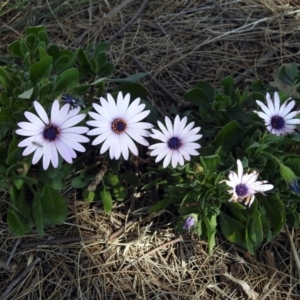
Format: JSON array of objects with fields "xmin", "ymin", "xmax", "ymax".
[
  {"xmin": 43, "ymin": 125, "xmax": 59, "ymax": 141},
  {"xmin": 111, "ymin": 118, "xmax": 127, "ymax": 134},
  {"xmin": 271, "ymin": 115, "xmax": 285, "ymax": 130},
  {"xmin": 235, "ymin": 184, "xmax": 248, "ymax": 197},
  {"xmin": 168, "ymin": 137, "xmax": 181, "ymax": 150}
]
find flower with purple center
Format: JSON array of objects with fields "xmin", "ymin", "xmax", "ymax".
[
  {"xmin": 16, "ymin": 100, "xmax": 89, "ymax": 170},
  {"xmin": 219, "ymin": 159, "xmax": 274, "ymax": 207},
  {"xmin": 254, "ymin": 92, "xmax": 300, "ymax": 135},
  {"xmin": 148, "ymin": 115, "xmax": 202, "ymax": 168},
  {"xmin": 86, "ymin": 92, "xmax": 153, "ymax": 160}
]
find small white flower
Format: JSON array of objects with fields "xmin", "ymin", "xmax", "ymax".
[
  {"xmin": 219, "ymin": 159, "xmax": 274, "ymax": 207},
  {"xmin": 254, "ymin": 92, "xmax": 300, "ymax": 135},
  {"xmin": 149, "ymin": 115, "xmax": 202, "ymax": 168},
  {"xmin": 16, "ymin": 100, "xmax": 89, "ymax": 170},
  {"xmin": 87, "ymin": 92, "xmax": 153, "ymax": 160}
]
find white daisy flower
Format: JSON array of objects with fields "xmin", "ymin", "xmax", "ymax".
[
  {"xmin": 254, "ymin": 92, "xmax": 300, "ymax": 135},
  {"xmin": 148, "ymin": 115, "xmax": 202, "ymax": 168},
  {"xmin": 86, "ymin": 92, "xmax": 153, "ymax": 160},
  {"xmin": 16, "ymin": 100, "xmax": 89, "ymax": 170},
  {"xmin": 219, "ymin": 159, "xmax": 274, "ymax": 207}
]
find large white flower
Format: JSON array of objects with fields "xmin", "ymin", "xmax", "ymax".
[
  {"xmin": 86, "ymin": 92, "xmax": 153, "ymax": 160},
  {"xmin": 254, "ymin": 92, "xmax": 300, "ymax": 135},
  {"xmin": 16, "ymin": 100, "xmax": 89, "ymax": 170},
  {"xmin": 219, "ymin": 159, "xmax": 274, "ymax": 207},
  {"xmin": 148, "ymin": 115, "xmax": 202, "ymax": 168}
]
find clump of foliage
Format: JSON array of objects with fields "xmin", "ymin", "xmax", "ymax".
[{"xmin": 1, "ymin": 27, "xmax": 299, "ymax": 254}]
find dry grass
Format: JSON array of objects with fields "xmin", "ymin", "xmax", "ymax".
[{"xmin": 1, "ymin": 0, "xmax": 300, "ymax": 299}]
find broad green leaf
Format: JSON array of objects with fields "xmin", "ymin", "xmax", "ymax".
[
  {"xmin": 98, "ymin": 62, "xmax": 115, "ymax": 75},
  {"xmin": 221, "ymin": 76, "xmax": 234, "ymax": 96},
  {"xmin": 40, "ymin": 185, "xmax": 68, "ymax": 226},
  {"xmin": 100, "ymin": 186, "xmax": 113, "ymax": 212},
  {"xmin": 29, "ymin": 57, "xmax": 53, "ymax": 85},
  {"xmin": 71, "ymin": 176, "xmax": 91, "ymax": 188},
  {"xmin": 95, "ymin": 42, "xmax": 111, "ymax": 56},
  {"xmin": 184, "ymin": 88, "xmax": 211, "ymax": 108},
  {"xmin": 201, "ymin": 154, "xmax": 220, "ymax": 177},
  {"xmin": 0, "ymin": 108, "xmax": 14, "ymax": 125},
  {"xmin": 220, "ymin": 211, "xmax": 245, "ymax": 245},
  {"xmin": 18, "ymin": 88, "xmax": 33, "ymax": 99},
  {"xmin": 8, "ymin": 41, "xmax": 23, "ymax": 58},
  {"xmin": 7, "ymin": 185, "xmax": 32, "ymax": 236},
  {"xmin": 26, "ymin": 26, "xmax": 46, "ymax": 36},
  {"xmin": 279, "ymin": 63, "xmax": 298, "ymax": 85},
  {"xmin": 77, "ymin": 48, "xmax": 92, "ymax": 69},
  {"xmin": 212, "ymin": 121, "xmax": 244, "ymax": 152},
  {"xmin": 6, "ymin": 148, "xmax": 23, "ymax": 166},
  {"xmin": 38, "ymin": 30, "xmax": 49, "ymax": 45},
  {"xmin": 257, "ymin": 194, "xmax": 285, "ymax": 236},
  {"xmin": 117, "ymin": 83, "xmax": 148, "ymax": 100},
  {"xmin": 47, "ymin": 44, "xmax": 60, "ymax": 60},
  {"xmin": 55, "ymin": 68, "xmax": 79, "ymax": 92},
  {"xmin": 32, "ymin": 191, "xmax": 44, "ymax": 236}
]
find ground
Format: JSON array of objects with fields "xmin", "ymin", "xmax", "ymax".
[{"xmin": 0, "ymin": 0, "xmax": 300, "ymax": 299}]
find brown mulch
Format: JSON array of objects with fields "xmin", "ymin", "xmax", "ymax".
[{"xmin": 1, "ymin": 0, "xmax": 300, "ymax": 299}]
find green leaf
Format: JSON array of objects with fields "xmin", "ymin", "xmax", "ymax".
[
  {"xmin": 100, "ymin": 186, "xmax": 113, "ymax": 213},
  {"xmin": 257, "ymin": 194, "xmax": 285, "ymax": 236},
  {"xmin": 0, "ymin": 67, "xmax": 11, "ymax": 91},
  {"xmin": 279, "ymin": 63, "xmax": 298, "ymax": 86},
  {"xmin": 71, "ymin": 176, "xmax": 91, "ymax": 188},
  {"xmin": 26, "ymin": 26, "xmax": 46, "ymax": 36},
  {"xmin": 201, "ymin": 154, "xmax": 220, "ymax": 177},
  {"xmin": 7, "ymin": 185, "xmax": 33, "ymax": 236},
  {"xmin": 32, "ymin": 191, "xmax": 44, "ymax": 236},
  {"xmin": 98, "ymin": 62, "xmax": 115, "ymax": 75},
  {"xmin": 0, "ymin": 108, "xmax": 14, "ymax": 125},
  {"xmin": 148, "ymin": 198, "xmax": 171, "ymax": 213},
  {"xmin": 6, "ymin": 148, "xmax": 23, "ymax": 166},
  {"xmin": 120, "ymin": 172, "xmax": 141, "ymax": 187},
  {"xmin": 195, "ymin": 81, "xmax": 215, "ymax": 102},
  {"xmin": 55, "ymin": 68, "xmax": 79, "ymax": 92},
  {"xmin": 29, "ymin": 57, "xmax": 53, "ymax": 85},
  {"xmin": 83, "ymin": 190, "xmax": 95, "ymax": 202},
  {"xmin": 212, "ymin": 121, "xmax": 244, "ymax": 152},
  {"xmin": 8, "ymin": 41, "xmax": 23, "ymax": 58},
  {"xmin": 112, "ymin": 183, "xmax": 127, "ymax": 201},
  {"xmin": 38, "ymin": 30, "xmax": 49, "ymax": 45},
  {"xmin": 41, "ymin": 185, "xmax": 68, "ymax": 226},
  {"xmin": 118, "ymin": 83, "xmax": 148, "ymax": 99},
  {"xmin": 203, "ymin": 214, "xmax": 217, "ymax": 254},
  {"xmin": 109, "ymin": 73, "xmax": 149, "ymax": 83},
  {"xmin": 11, "ymin": 175, "xmax": 37, "ymax": 187},
  {"xmin": 95, "ymin": 42, "xmax": 111, "ymax": 56},
  {"xmin": 248, "ymin": 209, "xmax": 263, "ymax": 249},
  {"xmin": 184, "ymin": 88, "xmax": 211, "ymax": 108},
  {"xmin": 77, "ymin": 48, "xmax": 92, "ymax": 69},
  {"xmin": 18, "ymin": 88, "xmax": 33, "ymax": 99},
  {"xmin": 47, "ymin": 44, "xmax": 60, "ymax": 61},
  {"xmin": 221, "ymin": 76, "xmax": 234, "ymax": 96},
  {"xmin": 220, "ymin": 211, "xmax": 246, "ymax": 245}
]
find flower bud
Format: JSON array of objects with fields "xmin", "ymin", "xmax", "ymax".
[
  {"xmin": 279, "ymin": 164, "xmax": 297, "ymax": 184},
  {"xmin": 183, "ymin": 214, "xmax": 197, "ymax": 230}
]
